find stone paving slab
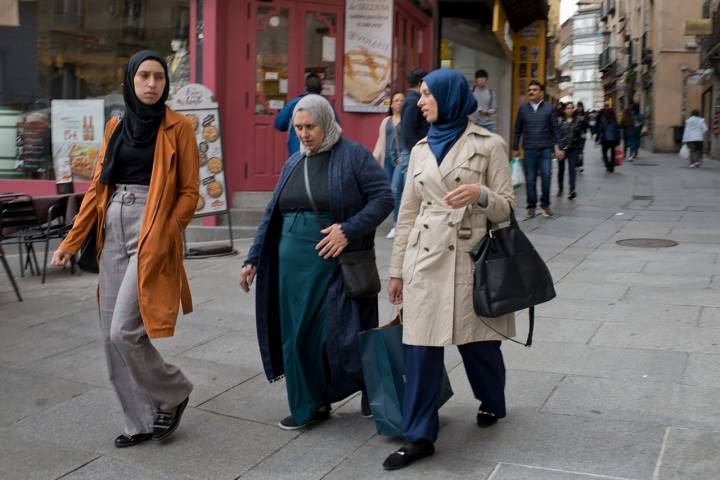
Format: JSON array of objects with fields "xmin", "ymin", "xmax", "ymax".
[
  {"xmin": 542, "ymin": 375, "xmax": 720, "ymax": 429},
  {"xmin": 590, "ymin": 320, "xmax": 720, "ymax": 354},
  {"xmin": 58, "ymin": 456, "xmax": 183, "ymax": 480},
  {"xmin": 502, "ymin": 342, "xmax": 687, "ymax": 383},
  {"xmin": 653, "ymin": 427, "xmax": 720, "ymax": 480},
  {"xmin": 487, "ymin": 463, "xmax": 639, "ymax": 480},
  {"xmin": 0, "ymin": 429, "xmax": 98, "ymax": 480}
]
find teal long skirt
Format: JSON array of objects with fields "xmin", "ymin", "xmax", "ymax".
[{"xmin": 279, "ymin": 211, "xmax": 334, "ymax": 425}]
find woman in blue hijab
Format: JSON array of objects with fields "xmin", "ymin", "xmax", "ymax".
[{"xmin": 384, "ymin": 69, "xmax": 516, "ymax": 470}]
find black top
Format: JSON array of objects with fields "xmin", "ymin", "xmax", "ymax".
[
  {"xmin": 399, "ymin": 90, "xmax": 429, "ymax": 153},
  {"xmin": 112, "ymin": 138, "xmax": 156, "ymax": 185},
  {"xmin": 279, "ymin": 152, "xmax": 330, "ymax": 213}
]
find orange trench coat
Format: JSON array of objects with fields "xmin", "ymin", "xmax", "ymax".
[{"xmin": 59, "ymin": 107, "xmax": 200, "ymax": 338}]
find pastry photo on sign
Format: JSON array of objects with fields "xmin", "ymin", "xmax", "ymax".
[{"xmin": 343, "ymin": 48, "xmax": 390, "ymax": 105}]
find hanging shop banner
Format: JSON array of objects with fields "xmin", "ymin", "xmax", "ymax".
[
  {"xmin": 167, "ymin": 83, "xmax": 229, "ymax": 216},
  {"xmin": 511, "ymin": 20, "xmax": 547, "ymax": 141},
  {"xmin": 50, "ymin": 99, "xmax": 104, "ymax": 185},
  {"xmin": 343, "ymin": 0, "xmax": 393, "ymax": 113}
]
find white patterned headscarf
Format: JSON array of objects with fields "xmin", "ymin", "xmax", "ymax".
[{"xmin": 292, "ymin": 94, "xmax": 342, "ymax": 155}]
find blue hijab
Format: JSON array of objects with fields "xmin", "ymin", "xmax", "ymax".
[{"xmin": 424, "ymin": 69, "xmax": 477, "ymax": 164}]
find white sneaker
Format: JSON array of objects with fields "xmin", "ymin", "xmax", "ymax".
[{"xmin": 386, "ymin": 227, "xmax": 395, "ymax": 239}]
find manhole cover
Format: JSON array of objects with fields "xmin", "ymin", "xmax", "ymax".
[{"xmin": 616, "ymin": 238, "xmax": 679, "ymax": 248}]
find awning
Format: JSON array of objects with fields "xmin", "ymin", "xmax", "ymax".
[{"xmin": 500, "ymin": 0, "xmax": 548, "ymax": 31}]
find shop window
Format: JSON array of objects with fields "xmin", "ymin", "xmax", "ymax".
[
  {"xmin": 0, "ymin": 0, "xmax": 190, "ymax": 180},
  {"xmin": 255, "ymin": 6, "xmax": 290, "ymax": 114},
  {"xmin": 304, "ymin": 12, "xmax": 338, "ymax": 100}
]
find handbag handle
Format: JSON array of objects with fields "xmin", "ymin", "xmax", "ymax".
[
  {"xmin": 485, "ymin": 206, "xmax": 518, "ymax": 236},
  {"xmin": 302, "ymin": 154, "xmax": 328, "ymax": 230}
]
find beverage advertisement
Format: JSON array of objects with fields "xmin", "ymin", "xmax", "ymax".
[
  {"xmin": 167, "ymin": 84, "xmax": 228, "ymax": 216},
  {"xmin": 343, "ymin": 0, "xmax": 393, "ymax": 113},
  {"xmin": 50, "ymin": 100, "xmax": 104, "ymax": 184}
]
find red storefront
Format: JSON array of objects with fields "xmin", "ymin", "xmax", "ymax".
[{"xmin": 193, "ymin": 0, "xmax": 433, "ymax": 195}]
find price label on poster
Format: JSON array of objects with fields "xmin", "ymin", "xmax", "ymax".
[
  {"xmin": 50, "ymin": 100, "xmax": 104, "ymax": 184},
  {"xmin": 168, "ymin": 84, "xmax": 229, "ymax": 216}
]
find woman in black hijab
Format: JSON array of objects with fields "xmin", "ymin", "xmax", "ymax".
[{"xmin": 52, "ymin": 50, "xmax": 200, "ymax": 448}]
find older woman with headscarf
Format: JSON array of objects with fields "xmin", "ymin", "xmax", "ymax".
[
  {"xmin": 383, "ymin": 69, "xmax": 515, "ymax": 470},
  {"xmin": 240, "ymin": 94, "xmax": 393, "ymax": 430},
  {"xmin": 51, "ymin": 50, "xmax": 200, "ymax": 448}
]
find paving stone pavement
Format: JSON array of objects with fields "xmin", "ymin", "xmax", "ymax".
[{"xmin": 2, "ymin": 145, "xmax": 720, "ymax": 479}]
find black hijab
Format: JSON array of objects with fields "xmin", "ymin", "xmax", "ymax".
[{"xmin": 100, "ymin": 50, "xmax": 170, "ymax": 184}]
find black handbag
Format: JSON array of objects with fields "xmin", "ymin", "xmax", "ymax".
[
  {"xmin": 469, "ymin": 208, "xmax": 556, "ymax": 346},
  {"xmin": 302, "ymin": 155, "xmax": 381, "ymax": 299},
  {"xmin": 77, "ymin": 225, "xmax": 99, "ymax": 273}
]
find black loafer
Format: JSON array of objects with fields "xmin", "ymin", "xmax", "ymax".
[
  {"xmin": 476, "ymin": 409, "xmax": 498, "ymax": 427},
  {"xmin": 114, "ymin": 432, "xmax": 153, "ymax": 448},
  {"xmin": 361, "ymin": 392, "xmax": 373, "ymax": 418},
  {"xmin": 152, "ymin": 396, "xmax": 189, "ymax": 441},
  {"xmin": 278, "ymin": 405, "xmax": 331, "ymax": 430},
  {"xmin": 382, "ymin": 439, "xmax": 435, "ymax": 470}
]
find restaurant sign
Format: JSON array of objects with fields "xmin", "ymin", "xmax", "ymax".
[
  {"xmin": 50, "ymin": 99, "xmax": 104, "ymax": 186},
  {"xmin": 167, "ymin": 83, "xmax": 229, "ymax": 217},
  {"xmin": 343, "ymin": 0, "xmax": 393, "ymax": 113}
]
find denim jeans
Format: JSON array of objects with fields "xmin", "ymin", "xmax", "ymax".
[
  {"xmin": 391, "ymin": 151, "xmax": 410, "ymax": 223},
  {"xmin": 523, "ymin": 148, "xmax": 552, "ymax": 209},
  {"xmin": 557, "ymin": 148, "xmax": 577, "ymax": 193}
]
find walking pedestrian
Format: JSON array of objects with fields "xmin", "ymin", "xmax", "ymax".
[
  {"xmin": 51, "ymin": 50, "xmax": 198, "ymax": 448},
  {"xmin": 372, "ymin": 91, "xmax": 405, "ymax": 238},
  {"xmin": 512, "ymin": 80, "xmax": 563, "ymax": 218},
  {"xmin": 621, "ymin": 106, "xmax": 636, "ymax": 162},
  {"xmin": 630, "ymin": 102, "xmax": 644, "ymax": 160},
  {"xmin": 389, "ymin": 68, "xmax": 429, "ymax": 237},
  {"xmin": 382, "ymin": 69, "xmax": 515, "ymax": 471},
  {"xmin": 556, "ymin": 102, "xmax": 584, "ymax": 200},
  {"xmin": 574, "ymin": 101, "xmax": 589, "ymax": 174},
  {"xmin": 469, "ymin": 69, "xmax": 496, "ymax": 132},
  {"xmin": 597, "ymin": 109, "xmax": 621, "ymax": 173},
  {"xmin": 239, "ymin": 95, "xmax": 393, "ymax": 430},
  {"xmin": 682, "ymin": 109, "xmax": 708, "ymax": 168}
]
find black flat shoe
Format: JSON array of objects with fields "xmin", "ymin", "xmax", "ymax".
[
  {"xmin": 278, "ymin": 405, "xmax": 331, "ymax": 430},
  {"xmin": 114, "ymin": 433, "xmax": 153, "ymax": 448},
  {"xmin": 382, "ymin": 439, "xmax": 435, "ymax": 470},
  {"xmin": 361, "ymin": 392, "xmax": 373, "ymax": 418},
  {"xmin": 152, "ymin": 396, "xmax": 189, "ymax": 441},
  {"xmin": 476, "ymin": 409, "xmax": 498, "ymax": 427}
]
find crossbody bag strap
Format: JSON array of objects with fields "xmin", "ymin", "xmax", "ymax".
[
  {"xmin": 477, "ymin": 307, "xmax": 534, "ymax": 347},
  {"xmin": 302, "ymin": 154, "xmax": 326, "ymax": 229}
]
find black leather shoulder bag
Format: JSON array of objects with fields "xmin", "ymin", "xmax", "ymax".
[{"xmin": 469, "ymin": 207, "xmax": 556, "ymax": 346}]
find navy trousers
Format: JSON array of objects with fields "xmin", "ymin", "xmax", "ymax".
[{"xmin": 403, "ymin": 341, "xmax": 506, "ymax": 443}]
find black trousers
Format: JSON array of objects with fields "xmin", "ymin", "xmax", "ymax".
[{"xmin": 601, "ymin": 141, "xmax": 619, "ymax": 172}]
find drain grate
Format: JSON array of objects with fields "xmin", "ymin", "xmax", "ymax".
[
  {"xmin": 632, "ymin": 162, "xmax": 659, "ymax": 166},
  {"xmin": 616, "ymin": 238, "xmax": 678, "ymax": 248}
]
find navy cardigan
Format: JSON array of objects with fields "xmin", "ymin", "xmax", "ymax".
[{"xmin": 245, "ymin": 138, "xmax": 394, "ymax": 387}]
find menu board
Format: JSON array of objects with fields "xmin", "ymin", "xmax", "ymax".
[
  {"xmin": 50, "ymin": 100, "xmax": 104, "ymax": 185},
  {"xmin": 343, "ymin": 0, "xmax": 393, "ymax": 112},
  {"xmin": 167, "ymin": 84, "xmax": 229, "ymax": 216}
]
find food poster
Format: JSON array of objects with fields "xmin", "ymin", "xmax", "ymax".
[
  {"xmin": 343, "ymin": 0, "xmax": 393, "ymax": 112},
  {"xmin": 167, "ymin": 84, "xmax": 229, "ymax": 216},
  {"xmin": 50, "ymin": 100, "xmax": 104, "ymax": 184}
]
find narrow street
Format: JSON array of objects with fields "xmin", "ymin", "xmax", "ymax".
[{"xmin": 2, "ymin": 145, "xmax": 720, "ymax": 480}]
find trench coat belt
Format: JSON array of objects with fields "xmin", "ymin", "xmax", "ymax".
[{"xmin": 419, "ymin": 204, "xmax": 468, "ymax": 226}]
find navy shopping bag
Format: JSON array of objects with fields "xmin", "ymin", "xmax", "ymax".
[{"xmin": 359, "ymin": 316, "xmax": 454, "ymax": 437}]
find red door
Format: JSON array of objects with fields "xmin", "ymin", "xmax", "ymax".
[{"xmin": 231, "ymin": 0, "xmax": 344, "ymax": 191}]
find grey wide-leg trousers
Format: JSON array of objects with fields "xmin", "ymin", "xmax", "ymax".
[{"xmin": 99, "ymin": 184, "xmax": 193, "ymax": 436}]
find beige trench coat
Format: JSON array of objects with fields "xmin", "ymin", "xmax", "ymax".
[{"xmin": 389, "ymin": 122, "xmax": 516, "ymax": 346}]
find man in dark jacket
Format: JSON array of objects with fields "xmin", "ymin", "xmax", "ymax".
[
  {"xmin": 387, "ymin": 68, "xmax": 428, "ymax": 238},
  {"xmin": 512, "ymin": 80, "xmax": 563, "ymax": 218}
]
